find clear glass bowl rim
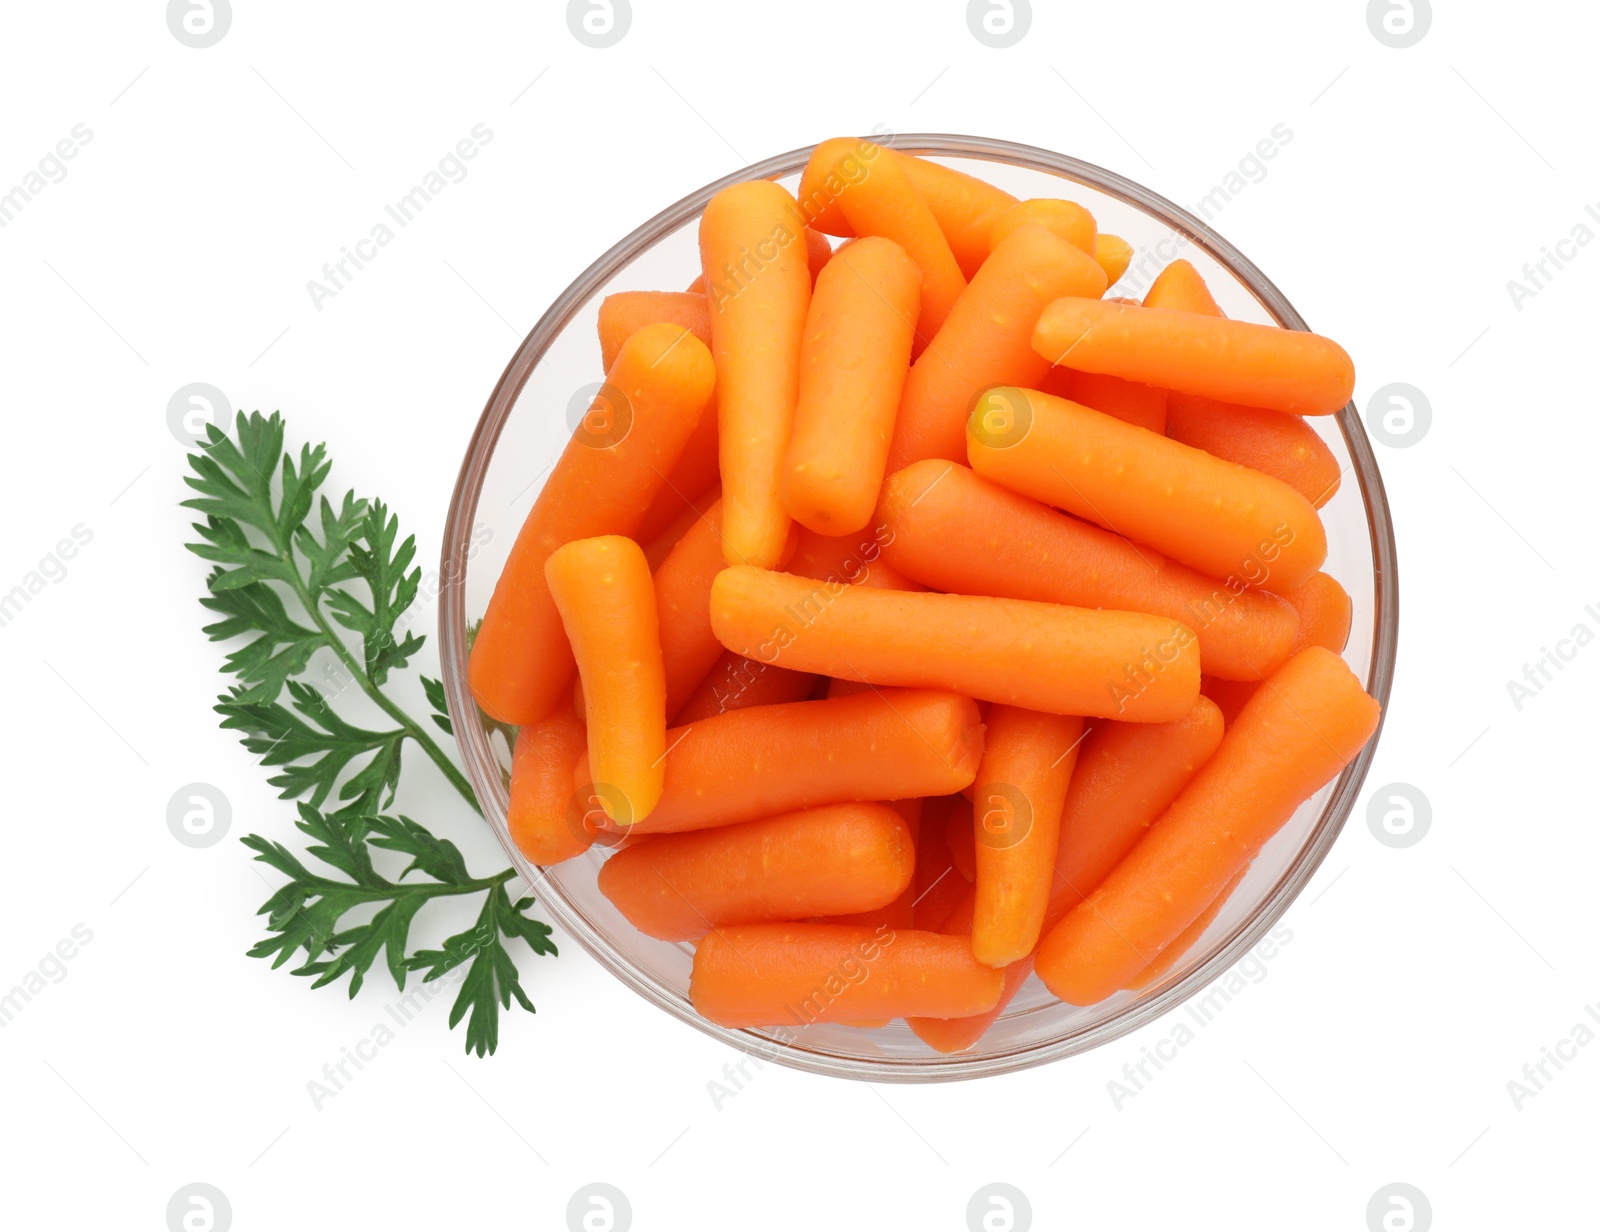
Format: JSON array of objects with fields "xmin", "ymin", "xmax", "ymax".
[{"xmin": 437, "ymin": 133, "xmax": 1400, "ymax": 1083}]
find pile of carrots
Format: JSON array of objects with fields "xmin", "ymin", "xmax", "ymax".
[{"xmin": 468, "ymin": 137, "xmax": 1381, "ymax": 1053}]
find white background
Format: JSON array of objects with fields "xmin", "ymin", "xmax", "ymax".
[{"xmin": 2, "ymin": 2, "xmax": 1595, "ymax": 1228}]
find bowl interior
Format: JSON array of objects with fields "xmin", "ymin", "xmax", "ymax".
[{"xmin": 439, "ymin": 136, "xmax": 1397, "ymax": 1081}]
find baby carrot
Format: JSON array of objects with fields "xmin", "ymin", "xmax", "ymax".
[
  {"xmin": 886, "ymin": 223, "xmax": 1108, "ymax": 469},
  {"xmin": 1057, "ymin": 370, "xmax": 1168, "ymax": 434},
  {"xmin": 1045, "ymin": 697, "xmax": 1225, "ymax": 927},
  {"xmin": 971, "ymin": 709, "xmax": 1086, "ymax": 966},
  {"xmin": 1200, "ymin": 676, "xmax": 1258, "ymax": 727},
  {"xmin": 598, "ymin": 802, "xmax": 914, "ymax": 940},
  {"xmin": 690, "ymin": 923, "xmax": 1004, "ymax": 1027},
  {"xmin": 576, "ymin": 688, "xmax": 984, "ymax": 837},
  {"xmin": 634, "ymin": 405, "xmax": 721, "ymax": 549},
  {"xmin": 598, "ymin": 290, "xmax": 711, "ymax": 372},
  {"xmin": 899, "ymin": 155, "xmax": 1023, "ymax": 278},
  {"xmin": 914, "ymin": 795, "xmax": 973, "ymax": 931},
  {"xmin": 906, "ymin": 889, "xmax": 1035, "ymax": 1054},
  {"xmin": 710, "ymin": 565, "xmax": 1201, "ymax": 721},
  {"xmin": 781, "ymin": 237, "xmax": 922, "ymax": 534},
  {"xmin": 784, "ymin": 527, "xmax": 924, "ymax": 592},
  {"xmin": 506, "ymin": 701, "xmax": 592, "ymax": 865},
  {"xmin": 1036, "ymin": 647, "xmax": 1380, "ymax": 1004},
  {"xmin": 699, "ymin": 179, "xmax": 812, "ymax": 568},
  {"xmin": 824, "ymin": 799, "xmax": 926, "ymax": 931},
  {"xmin": 989, "ymin": 198, "xmax": 1096, "ymax": 255},
  {"xmin": 1283, "ymin": 570, "xmax": 1353, "ymax": 655},
  {"xmin": 546, "ymin": 536, "xmax": 667, "ymax": 824},
  {"xmin": 877, "ymin": 461, "xmax": 1299, "ymax": 681},
  {"xmin": 1033, "ymin": 299, "xmax": 1355, "ymax": 416},
  {"xmin": 1142, "ymin": 258, "xmax": 1223, "ymax": 316},
  {"xmin": 654, "ymin": 501, "xmax": 734, "ymax": 720},
  {"xmin": 967, "ymin": 387, "xmax": 1328, "ymax": 592},
  {"xmin": 469, "ymin": 322, "xmax": 715, "ymax": 724},
  {"xmin": 1167, "ymin": 396, "xmax": 1342, "ymax": 508},
  {"xmin": 823, "ymin": 142, "xmax": 967, "ymax": 345},
  {"xmin": 943, "ymin": 794, "xmax": 977, "ymax": 884},
  {"xmin": 1123, "ymin": 865, "xmax": 1249, "ymax": 991},
  {"xmin": 641, "ymin": 483, "xmax": 720, "ymax": 571},
  {"xmin": 672, "ymin": 651, "xmax": 816, "ymax": 725},
  {"xmin": 1094, "ymin": 234, "xmax": 1134, "ymax": 285},
  {"xmin": 804, "ymin": 227, "xmax": 835, "ymax": 280}
]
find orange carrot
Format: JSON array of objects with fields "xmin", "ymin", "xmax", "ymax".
[
  {"xmin": 781, "ymin": 236, "xmax": 922, "ymax": 534},
  {"xmin": 1124, "ymin": 864, "xmax": 1249, "ymax": 991},
  {"xmin": 634, "ymin": 405, "xmax": 721, "ymax": 548},
  {"xmin": 943, "ymin": 795, "xmax": 976, "ymax": 884},
  {"xmin": 877, "ymin": 461, "xmax": 1298, "ymax": 681},
  {"xmin": 1167, "ymin": 396, "xmax": 1342, "ymax": 508},
  {"xmin": 700, "ymin": 180, "xmax": 812, "ymax": 568},
  {"xmin": 546, "ymin": 536, "xmax": 666, "ymax": 823},
  {"xmin": 653, "ymin": 501, "xmax": 734, "ymax": 719},
  {"xmin": 824, "ymin": 143, "xmax": 967, "ymax": 346},
  {"xmin": 1056, "ymin": 370, "xmax": 1167, "ymax": 434},
  {"xmin": 1201, "ymin": 675, "xmax": 1259, "ymax": 727},
  {"xmin": 989, "ymin": 198, "xmax": 1096, "ymax": 255},
  {"xmin": 804, "ymin": 227, "xmax": 834, "ymax": 280},
  {"xmin": 672, "ymin": 651, "xmax": 816, "ymax": 724},
  {"xmin": 825, "ymin": 799, "xmax": 926, "ymax": 931},
  {"xmin": 1094, "ymin": 234, "xmax": 1134, "ymax": 285},
  {"xmin": 575, "ymin": 688, "xmax": 983, "ymax": 837},
  {"xmin": 1283, "ymin": 570, "xmax": 1353, "ymax": 655},
  {"xmin": 1142, "ymin": 259, "xmax": 1222, "ymax": 316},
  {"xmin": 710, "ymin": 565, "xmax": 1200, "ymax": 721},
  {"xmin": 885, "ymin": 223, "xmax": 1108, "ymax": 469},
  {"xmin": 598, "ymin": 290, "xmax": 711, "ymax": 372},
  {"xmin": 1032, "ymin": 299, "xmax": 1355, "ymax": 416},
  {"xmin": 785, "ymin": 527, "xmax": 924, "ymax": 592},
  {"xmin": 506, "ymin": 701, "xmax": 591, "ymax": 865},
  {"xmin": 906, "ymin": 889, "xmax": 1035, "ymax": 1054},
  {"xmin": 470, "ymin": 323, "xmax": 714, "ymax": 724},
  {"xmin": 1036, "ymin": 647, "xmax": 1380, "ymax": 1004},
  {"xmin": 971, "ymin": 709, "xmax": 1086, "ymax": 966},
  {"xmin": 641, "ymin": 483, "xmax": 720, "ymax": 571},
  {"xmin": 796, "ymin": 136, "xmax": 889, "ymax": 235},
  {"xmin": 1045, "ymin": 698, "xmax": 1225, "ymax": 927},
  {"xmin": 967, "ymin": 387, "xmax": 1328, "ymax": 592},
  {"xmin": 598, "ymin": 802, "xmax": 914, "ymax": 940},
  {"xmin": 690, "ymin": 922, "xmax": 1003, "ymax": 1026},
  {"xmin": 914, "ymin": 795, "xmax": 973, "ymax": 931}
]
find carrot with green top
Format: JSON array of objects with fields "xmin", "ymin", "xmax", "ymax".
[
  {"xmin": 824, "ymin": 143, "xmax": 967, "ymax": 345},
  {"xmin": 546, "ymin": 536, "xmax": 667, "ymax": 824},
  {"xmin": 576, "ymin": 688, "xmax": 984, "ymax": 837},
  {"xmin": 690, "ymin": 922, "xmax": 1004, "ymax": 1027},
  {"xmin": 1033, "ymin": 298, "xmax": 1356, "ymax": 415},
  {"xmin": 599, "ymin": 803, "xmax": 914, "ymax": 940},
  {"xmin": 1094, "ymin": 234, "xmax": 1134, "ymax": 285},
  {"xmin": 1036, "ymin": 647, "xmax": 1380, "ymax": 1004},
  {"xmin": 470, "ymin": 322, "xmax": 715, "ymax": 724},
  {"xmin": 507, "ymin": 701, "xmax": 592, "ymax": 865},
  {"xmin": 971, "ymin": 709, "xmax": 1086, "ymax": 966},
  {"xmin": 598, "ymin": 290, "xmax": 711, "ymax": 372},
  {"xmin": 672, "ymin": 651, "xmax": 816, "ymax": 724},
  {"xmin": 989, "ymin": 198, "xmax": 1096, "ymax": 255},
  {"xmin": 710, "ymin": 565, "xmax": 1201, "ymax": 721},
  {"xmin": 781, "ymin": 237, "xmax": 922, "ymax": 534},
  {"xmin": 886, "ymin": 223, "xmax": 1108, "ymax": 469},
  {"xmin": 700, "ymin": 180, "xmax": 812, "ymax": 569},
  {"xmin": 967, "ymin": 386, "xmax": 1328, "ymax": 592},
  {"xmin": 877, "ymin": 461, "xmax": 1299, "ymax": 681},
  {"xmin": 1046, "ymin": 697, "xmax": 1225, "ymax": 926}
]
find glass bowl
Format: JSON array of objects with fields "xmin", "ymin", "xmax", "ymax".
[{"xmin": 438, "ymin": 134, "xmax": 1398, "ymax": 1082}]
